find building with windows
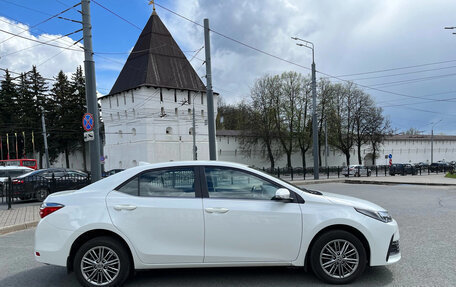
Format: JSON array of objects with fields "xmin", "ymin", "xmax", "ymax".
[{"xmin": 99, "ymin": 9, "xmax": 217, "ymax": 170}]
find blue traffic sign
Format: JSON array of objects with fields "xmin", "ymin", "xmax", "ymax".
[
  {"xmin": 388, "ymin": 154, "xmax": 392, "ymax": 159},
  {"xmin": 83, "ymin": 113, "xmax": 94, "ymax": 132}
]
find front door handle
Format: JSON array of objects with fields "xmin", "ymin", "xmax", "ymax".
[
  {"xmin": 114, "ymin": 204, "xmax": 137, "ymax": 211},
  {"xmin": 205, "ymin": 207, "xmax": 229, "ymax": 214}
]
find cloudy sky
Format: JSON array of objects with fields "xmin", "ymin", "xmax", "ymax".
[{"xmin": 1, "ymin": 0, "xmax": 456, "ymax": 134}]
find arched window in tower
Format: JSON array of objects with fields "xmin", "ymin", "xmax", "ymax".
[
  {"xmin": 119, "ymin": 161, "xmax": 123, "ymax": 168},
  {"xmin": 131, "ymin": 91, "xmax": 134, "ymax": 103},
  {"xmin": 132, "ymin": 108, "xmax": 136, "ymax": 119},
  {"xmin": 201, "ymin": 93, "xmax": 204, "ymax": 104},
  {"xmin": 175, "ymin": 108, "xmax": 178, "ymax": 116},
  {"xmin": 188, "ymin": 91, "xmax": 191, "ymax": 104},
  {"xmin": 131, "ymin": 128, "xmax": 136, "ymax": 136},
  {"xmin": 132, "ymin": 160, "xmax": 138, "ymax": 166},
  {"xmin": 189, "ymin": 127, "xmax": 193, "ymax": 135},
  {"xmin": 166, "ymin": 127, "xmax": 173, "ymax": 134}
]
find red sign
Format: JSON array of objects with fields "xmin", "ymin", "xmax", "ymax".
[
  {"xmin": 389, "ymin": 159, "xmax": 392, "ymax": 166},
  {"xmin": 82, "ymin": 113, "xmax": 94, "ymax": 132}
]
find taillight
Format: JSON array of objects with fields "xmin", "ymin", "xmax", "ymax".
[
  {"xmin": 12, "ymin": 179, "xmax": 24, "ymax": 184},
  {"xmin": 40, "ymin": 203, "xmax": 65, "ymax": 218}
]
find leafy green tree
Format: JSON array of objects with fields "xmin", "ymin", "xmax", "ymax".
[
  {"xmin": 26, "ymin": 66, "xmax": 48, "ymax": 167},
  {"xmin": 0, "ymin": 70, "xmax": 19, "ymax": 159}
]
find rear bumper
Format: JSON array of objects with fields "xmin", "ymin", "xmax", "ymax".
[{"xmin": 34, "ymin": 219, "xmax": 73, "ymax": 267}]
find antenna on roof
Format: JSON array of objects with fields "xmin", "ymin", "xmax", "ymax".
[{"xmin": 149, "ymin": 0, "xmax": 157, "ymax": 14}]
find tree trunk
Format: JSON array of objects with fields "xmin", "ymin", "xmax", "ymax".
[
  {"xmin": 372, "ymin": 145, "xmax": 376, "ymax": 166},
  {"xmin": 345, "ymin": 152, "xmax": 350, "ymax": 167},
  {"xmin": 286, "ymin": 152, "xmax": 292, "ymax": 169},
  {"xmin": 301, "ymin": 148, "xmax": 306, "ymax": 170},
  {"xmin": 357, "ymin": 141, "xmax": 362, "ymax": 164},
  {"xmin": 82, "ymin": 142, "xmax": 87, "ymax": 172},
  {"xmin": 65, "ymin": 147, "xmax": 70, "ymax": 168},
  {"xmin": 266, "ymin": 142, "xmax": 275, "ymax": 170}
]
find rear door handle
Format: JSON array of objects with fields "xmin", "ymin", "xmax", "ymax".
[
  {"xmin": 205, "ymin": 207, "xmax": 229, "ymax": 214},
  {"xmin": 114, "ymin": 204, "xmax": 137, "ymax": 211}
]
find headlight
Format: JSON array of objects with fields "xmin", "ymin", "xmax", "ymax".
[{"xmin": 355, "ymin": 208, "xmax": 392, "ymax": 223}]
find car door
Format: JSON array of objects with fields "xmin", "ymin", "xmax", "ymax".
[
  {"xmin": 106, "ymin": 166, "xmax": 205, "ymax": 264},
  {"xmin": 201, "ymin": 166, "xmax": 302, "ymax": 263}
]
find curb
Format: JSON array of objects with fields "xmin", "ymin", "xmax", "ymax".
[
  {"xmin": 0, "ymin": 220, "xmax": 39, "ymax": 235},
  {"xmin": 291, "ymin": 179, "xmax": 345, "ymax": 185},
  {"xmin": 344, "ymin": 179, "xmax": 456, "ymax": 186}
]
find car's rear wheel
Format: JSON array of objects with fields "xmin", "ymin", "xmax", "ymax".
[
  {"xmin": 35, "ymin": 188, "xmax": 49, "ymax": 202},
  {"xmin": 310, "ymin": 230, "xmax": 367, "ymax": 284},
  {"xmin": 74, "ymin": 236, "xmax": 131, "ymax": 287}
]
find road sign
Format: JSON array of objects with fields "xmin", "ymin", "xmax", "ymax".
[
  {"xmin": 389, "ymin": 158, "xmax": 392, "ymax": 166},
  {"xmin": 82, "ymin": 113, "xmax": 94, "ymax": 132},
  {"xmin": 84, "ymin": 131, "xmax": 94, "ymax": 142},
  {"xmin": 388, "ymin": 154, "xmax": 392, "ymax": 159}
]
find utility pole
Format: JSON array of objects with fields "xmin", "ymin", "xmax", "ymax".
[
  {"xmin": 430, "ymin": 120, "xmax": 442, "ymax": 164},
  {"xmin": 41, "ymin": 108, "xmax": 50, "ymax": 168},
  {"xmin": 325, "ymin": 119, "xmax": 328, "ymax": 168},
  {"xmin": 292, "ymin": 37, "xmax": 319, "ymax": 179},
  {"xmin": 204, "ymin": 18, "xmax": 216, "ymax": 161},
  {"xmin": 81, "ymin": 0, "xmax": 101, "ymax": 182},
  {"xmin": 192, "ymin": 102, "xmax": 197, "ymax": 160}
]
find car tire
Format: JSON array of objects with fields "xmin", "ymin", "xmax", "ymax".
[
  {"xmin": 310, "ymin": 230, "xmax": 367, "ymax": 284},
  {"xmin": 35, "ymin": 188, "xmax": 49, "ymax": 202},
  {"xmin": 74, "ymin": 236, "xmax": 131, "ymax": 287}
]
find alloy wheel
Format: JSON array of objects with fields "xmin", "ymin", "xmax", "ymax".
[
  {"xmin": 319, "ymin": 239, "xmax": 359, "ymax": 279},
  {"xmin": 80, "ymin": 246, "xmax": 120, "ymax": 286}
]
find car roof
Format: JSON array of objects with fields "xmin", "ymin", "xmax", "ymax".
[{"xmin": 0, "ymin": 166, "xmax": 34, "ymax": 171}]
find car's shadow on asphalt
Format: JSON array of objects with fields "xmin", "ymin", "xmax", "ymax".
[{"xmin": 0, "ymin": 265, "xmax": 393, "ymax": 287}]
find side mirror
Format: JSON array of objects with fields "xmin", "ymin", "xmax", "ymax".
[{"xmin": 273, "ymin": 188, "xmax": 293, "ymax": 202}]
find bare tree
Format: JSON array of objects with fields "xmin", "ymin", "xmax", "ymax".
[
  {"xmin": 316, "ymin": 78, "xmax": 334, "ymax": 166},
  {"xmin": 365, "ymin": 107, "xmax": 391, "ymax": 165},
  {"xmin": 274, "ymin": 72, "xmax": 303, "ymax": 168},
  {"xmin": 296, "ymin": 76, "xmax": 312, "ymax": 170},
  {"xmin": 239, "ymin": 75, "xmax": 281, "ymax": 169},
  {"xmin": 327, "ymin": 82, "xmax": 359, "ymax": 166}
]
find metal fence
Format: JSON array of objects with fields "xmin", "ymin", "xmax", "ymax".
[
  {"xmin": 260, "ymin": 165, "xmax": 454, "ymax": 181},
  {"xmin": 1, "ymin": 173, "xmax": 91, "ymax": 209}
]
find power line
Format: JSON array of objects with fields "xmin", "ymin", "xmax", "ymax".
[
  {"xmin": 0, "ymin": 2, "xmax": 81, "ymax": 45},
  {"xmin": 0, "ymin": 28, "xmax": 83, "ymax": 51},
  {"xmin": 152, "ymin": 2, "xmax": 456, "ymax": 109},
  {"xmin": 370, "ymin": 72, "xmax": 456, "ymax": 87},
  {"xmin": 0, "ymin": 28, "xmax": 83, "ymax": 58},
  {"xmin": 336, "ymin": 59, "xmax": 456, "ymax": 78}
]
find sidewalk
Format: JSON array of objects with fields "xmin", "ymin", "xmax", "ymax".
[
  {"xmin": 0, "ymin": 205, "xmax": 40, "ymax": 235},
  {"xmin": 292, "ymin": 173, "xmax": 456, "ymax": 186}
]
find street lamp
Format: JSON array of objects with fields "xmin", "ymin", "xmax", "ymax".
[
  {"xmin": 430, "ymin": 119, "xmax": 442, "ymax": 164},
  {"xmin": 292, "ymin": 36, "xmax": 319, "ymax": 179}
]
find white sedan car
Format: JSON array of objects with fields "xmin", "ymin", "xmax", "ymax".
[{"xmin": 35, "ymin": 161, "xmax": 400, "ymax": 286}]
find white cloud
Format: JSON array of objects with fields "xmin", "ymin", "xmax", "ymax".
[
  {"xmin": 158, "ymin": 0, "xmax": 456, "ymax": 133},
  {"xmin": 0, "ymin": 16, "xmax": 84, "ymax": 79}
]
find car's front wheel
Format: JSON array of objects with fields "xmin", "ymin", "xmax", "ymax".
[
  {"xmin": 74, "ymin": 236, "xmax": 131, "ymax": 287},
  {"xmin": 310, "ymin": 230, "xmax": 367, "ymax": 284}
]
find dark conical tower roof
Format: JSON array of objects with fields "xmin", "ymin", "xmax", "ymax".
[{"xmin": 109, "ymin": 12, "xmax": 206, "ymax": 95}]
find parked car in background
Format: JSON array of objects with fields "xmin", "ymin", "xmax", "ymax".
[
  {"xmin": 102, "ymin": 169, "xmax": 125, "ymax": 177},
  {"xmin": 429, "ymin": 162, "xmax": 452, "ymax": 173},
  {"xmin": 342, "ymin": 165, "xmax": 371, "ymax": 177},
  {"xmin": 0, "ymin": 166, "xmax": 34, "ymax": 195},
  {"xmin": 35, "ymin": 161, "xmax": 400, "ymax": 286},
  {"xmin": 414, "ymin": 162, "xmax": 429, "ymax": 169},
  {"xmin": 389, "ymin": 163, "xmax": 417, "ymax": 176},
  {"xmin": 11, "ymin": 168, "xmax": 90, "ymax": 201}
]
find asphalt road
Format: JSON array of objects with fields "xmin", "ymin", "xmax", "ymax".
[{"xmin": 0, "ymin": 183, "xmax": 455, "ymax": 286}]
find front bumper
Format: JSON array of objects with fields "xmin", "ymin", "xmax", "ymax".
[{"xmin": 369, "ymin": 219, "xmax": 401, "ymax": 266}]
